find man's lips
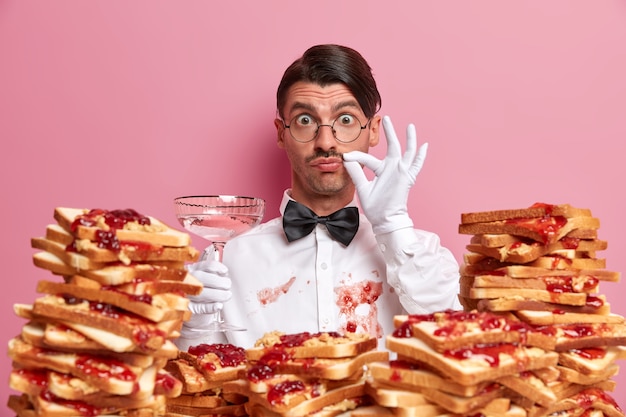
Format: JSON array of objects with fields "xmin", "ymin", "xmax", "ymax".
[{"xmin": 310, "ymin": 157, "xmax": 343, "ymax": 172}]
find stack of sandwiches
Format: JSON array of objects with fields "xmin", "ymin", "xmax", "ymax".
[
  {"xmin": 223, "ymin": 331, "xmax": 387, "ymax": 417},
  {"xmin": 363, "ymin": 203, "xmax": 625, "ymax": 417},
  {"xmin": 164, "ymin": 343, "xmax": 249, "ymax": 417},
  {"xmin": 7, "ymin": 207, "xmax": 203, "ymax": 416},
  {"xmin": 366, "ymin": 309, "xmax": 557, "ymax": 416},
  {"xmin": 457, "ymin": 203, "xmax": 625, "ymax": 415}
]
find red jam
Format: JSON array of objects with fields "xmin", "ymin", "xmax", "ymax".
[
  {"xmin": 187, "ymin": 343, "xmax": 246, "ymax": 370},
  {"xmin": 504, "ymin": 214, "xmax": 567, "ymax": 244},
  {"xmin": 571, "ymin": 347, "xmax": 606, "ymax": 360},
  {"xmin": 247, "ymin": 364, "xmax": 275, "ymax": 382},
  {"xmin": 71, "ymin": 208, "xmax": 150, "ymax": 231},
  {"xmin": 443, "ymin": 343, "xmax": 517, "ymax": 367},
  {"xmin": 69, "ymin": 208, "xmax": 151, "ymax": 253},
  {"xmin": 267, "ymin": 380, "xmax": 307, "ymax": 405},
  {"xmin": 75, "ymin": 356, "xmax": 135, "ymax": 381}
]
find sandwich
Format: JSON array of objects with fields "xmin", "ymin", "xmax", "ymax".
[
  {"xmin": 221, "ymin": 331, "xmax": 384, "ymax": 417},
  {"xmin": 454, "ymin": 203, "xmax": 626, "ymax": 415}
]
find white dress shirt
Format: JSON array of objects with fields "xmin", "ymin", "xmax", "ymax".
[{"xmin": 216, "ymin": 190, "xmax": 461, "ymax": 349}]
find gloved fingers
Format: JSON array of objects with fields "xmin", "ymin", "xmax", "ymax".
[
  {"xmin": 186, "ymin": 259, "xmax": 229, "ymax": 276},
  {"xmin": 189, "ymin": 269, "xmax": 231, "ymax": 290},
  {"xmin": 189, "ymin": 287, "xmax": 232, "ymax": 304},
  {"xmin": 382, "ymin": 116, "xmax": 402, "ymax": 158},
  {"xmin": 342, "ymin": 160, "xmax": 369, "ymax": 189},
  {"xmin": 408, "ymin": 142, "xmax": 429, "ymax": 178},
  {"xmin": 402, "ymin": 123, "xmax": 418, "ymax": 166},
  {"xmin": 343, "ymin": 151, "xmax": 383, "ymax": 174},
  {"xmin": 188, "ymin": 301, "xmax": 224, "ymax": 315}
]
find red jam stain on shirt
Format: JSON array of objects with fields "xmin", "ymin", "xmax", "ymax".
[
  {"xmin": 257, "ymin": 276, "xmax": 297, "ymax": 306},
  {"xmin": 334, "ymin": 280, "xmax": 383, "ymax": 337}
]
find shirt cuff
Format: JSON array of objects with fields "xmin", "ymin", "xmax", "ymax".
[{"xmin": 375, "ymin": 227, "xmax": 420, "ymax": 263}]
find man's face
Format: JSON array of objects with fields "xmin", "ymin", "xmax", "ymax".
[{"xmin": 275, "ymin": 82, "xmax": 380, "ymax": 203}]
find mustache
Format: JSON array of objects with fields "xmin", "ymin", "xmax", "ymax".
[{"xmin": 306, "ymin": 151, "xmax": 344, "ymax": 163}]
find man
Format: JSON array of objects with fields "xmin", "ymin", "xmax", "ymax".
[{"xmin": 178, "ymin": 44, "xmax": 461, "ymax": 351}]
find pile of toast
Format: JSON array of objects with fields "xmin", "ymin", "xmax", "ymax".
[
  {"xmin": 360, "ymin": 203, "xmax": 625, "ymax": 417},
  {"xmin": 457, "ymin": 203, "xmax": 624, "ymax": 415},
  {"xmin": 220, "ymin": 331, "xmax": 387, "ymax": 417},
  {"xmin": 163, "ymin": 342, "xmax": 249, "ymax": 417},
  {"xmin": 366, "ymin": 310, "xmax": 558, "ymax": 417},
  {"xmin": 7, "ymin": 207, "xmax": 203, "ymax": 416}
]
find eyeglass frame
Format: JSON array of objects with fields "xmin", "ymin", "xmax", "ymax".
[{"xmin": 278, "ymin": 112, "xmax": 372, "ymax": 144}]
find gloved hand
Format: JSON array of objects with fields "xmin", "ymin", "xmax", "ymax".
[
  {"xmin": 343, "ymin": 115, "xmax": 428, "ymax": 235},
  {"xmin": 185, "ymin": 252, "xmax": 232, "ymax": 316}
]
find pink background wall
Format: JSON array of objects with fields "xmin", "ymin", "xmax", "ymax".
[{"xmin": 1, "ymin": 0, "xmax": 625, "ymax": 409}]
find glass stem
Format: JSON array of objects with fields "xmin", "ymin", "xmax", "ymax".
[{"xmin": 212, "ymin": 241, "xmax": 226, "ymax": 324}]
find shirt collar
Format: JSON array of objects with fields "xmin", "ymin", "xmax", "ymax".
[{"xmin": 279, "ymin": 189, "xmax": 358, "ymax": 216}]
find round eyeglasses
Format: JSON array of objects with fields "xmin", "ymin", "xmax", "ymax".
[{"xmin": 281, "ymin": 113, "xmax": 371, "ymax": 143}]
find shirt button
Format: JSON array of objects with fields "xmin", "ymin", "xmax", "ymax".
[
  {"xmin": 320, "ymin": 262, "xmax": 328, "ymax": 270},
  {"xmin": 323, "ymin": 318, "xmax": 329, "ymax": 324},
  {"xmin": 379, "ymin": 243, "xmax": 387, "ymax": 252}
]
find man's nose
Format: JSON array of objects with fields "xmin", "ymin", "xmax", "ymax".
[{"xmin": 314, "ymin": 124, "xmax": 337, "ymax": 148}]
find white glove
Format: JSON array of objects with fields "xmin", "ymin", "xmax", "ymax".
[
  {"xmin": 185, "ymin": 249, "xmax": 232, "ymax": 315},
  {"xmin": 343, "ymin": 115, "xmax": 428, "ymax": 235}
]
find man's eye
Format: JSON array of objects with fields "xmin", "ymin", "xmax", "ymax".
[
  {"xmin": 336, "ymin": 114, "xmax": 356, "ymax": 126},
  {"xmin": 296, "ymin": 115, "xmax": 315, "ymax": 126}
]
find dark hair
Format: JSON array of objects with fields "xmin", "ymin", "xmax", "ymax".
[{"xmin": 276, "ymin": 44, "xmax": 382, "ymax": 119}]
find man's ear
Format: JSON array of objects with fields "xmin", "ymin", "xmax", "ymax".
[
  {"xmin": 275, "ymin": 118, "xmax": 286, "ymax": 149},
  {"xmin": 368, "ymin": 115, "xmax": 382, "ymax": 147}
]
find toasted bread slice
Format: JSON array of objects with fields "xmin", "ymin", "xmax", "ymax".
[
  {"xmin": 557, "ymin": 346, "xmax": 626, "ymax": 374},
  {"xmin": 393, "ymin": 310, "xmax": 556, "ymax": 352},
  {"xmin": 471, "ymin": 228, "xmax": 598, "ymax": 248},
  {"xmin": 459, "ymin": 215, "xmax": 600, "ymax": 245},
  {"xmin": 166, "ymin": 402, "xmax": 247, "ymax": 417},
  {"xmin": 461, "ymin": 264, "xmax": 621, "ymax": 282},
  {"xmin": 248, "ymin": 331, "xmax": 377, "ymax": 360},
  {"xmin": 164, "ymin": 358, "xmax": 223, "ymax": 394},
  {"xmin": 496, "ymin": 371, "xmax": 557, "ymax": 407},
  {"xmin": 224, "ymin": 377, "xmax": 366, "ymax": 417},
  {"xmin": 45, "ymin": 224, "xmax": 199, "ymax": 265},
  {"xmin": 515, "ymin": 310, "xmax": 624, "ymax": 325},
  {"xmin": 466, "ymin": 237, "xmax": 607, "ymax": 264},
  {"xmin": 468, "ymin": 287, "xmax": 589, "ymax": 306},
  {"xmin": 8, "ymin": 337, "xmax": 144, "ymax": 396},
  {"xmin": 21, "ymin": 318, "xmax": 178, "ymax": 359},
  {"xmin": 248, "ymin": 349, "xmax": 387, "ymax": 381},
  {"xmin": 35, "ymin": 280, "xmax": 189, "ymax": 323},
  {"xmin": 460, "ymin": 203, "xmax": 592, "ymax": 225},
  {"xmin": 385, "ymin": 335, "xmax": 558, "ymax": 386},
  {"xmin": 30, "ymin": 294, "xmax": 180, "ymax": 352},
  {"xmin": 557, "ymin": 363, "xmax": 619, "ymax": 385},
  {"xmin": 178, "ymin": 343, "xmax": 248, "ymax": 383},
  {"xmin": 364, "ymin": 380, "xmax": 432, "ymax": 407},
  {"xmin": 553, "ymin": 322, "xmax": 626, "ymax": 351},
  {"xmin": 367, "ymin": 360, "xmax": 491, "ymax": 397},
  {"xmin": 464, "ymin": 274, "xmax": 600, "ymax": 293},
  {"xmin": 476, "ymin": 295, "xmax": 611, "ymax": 315},
  {"xmin": 54, "ymin": 207, "xmax": 191, "ymax": 247},
  {"xmin": 33, "ymin": 250, "xmax": 189, "ymax": 286}
]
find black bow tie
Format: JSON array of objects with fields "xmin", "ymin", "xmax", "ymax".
[{"xmin": 283, "ymin": 200, "xmax": 359, "ymax": 246}]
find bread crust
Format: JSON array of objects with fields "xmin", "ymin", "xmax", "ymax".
[
  {"xmin": 460, "ymin": 204, "xmax": 592, "ymax": 225},
  {"xmin": 248, "ymin": 331, "xmax": 377, "ymax": 360}
]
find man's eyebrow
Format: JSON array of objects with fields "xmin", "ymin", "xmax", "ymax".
[
  {"xmin": 288, "ymin": 100, "xmax": 362, "ymax": 115},
  {"xmin": 332, "ymin": 100, "xmax": 361, "ymax": 112}
]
